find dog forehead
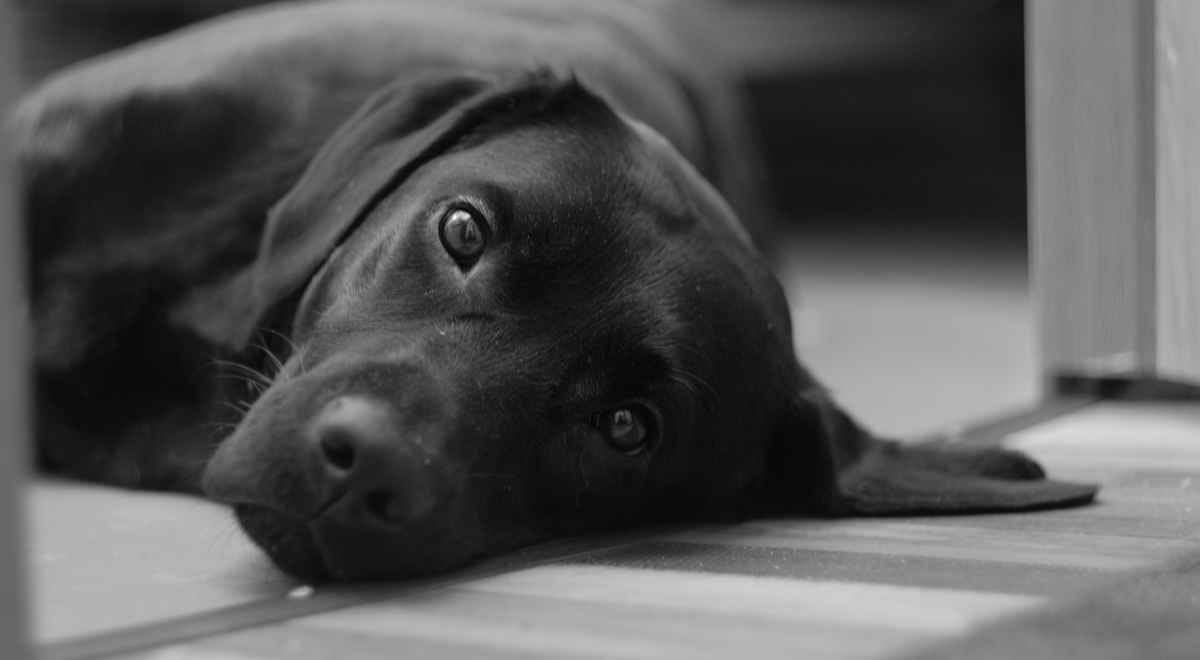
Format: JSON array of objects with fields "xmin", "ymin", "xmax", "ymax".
[
  {"xmin": 356, "ymin": 118, "xmax": 694, "ymax": 271},
  {"xmin": 455, "ymin": 118, "xmax": 641, "ymax": 218},
  {"xmin": 295, "ymin": 121, "xmax": 656, "ymax": 315},
  {"xmin": 303, "ymin": 108, "xmax": 784, "ymax": 345}
]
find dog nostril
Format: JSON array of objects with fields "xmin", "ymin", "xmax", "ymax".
[{"xmin": 319, "ymin": 429, "xmax": 357, "ymax": 471}]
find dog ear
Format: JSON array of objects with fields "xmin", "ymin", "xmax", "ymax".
[
  {"xmin": 172, "ymin": 69, "xmax": 581, "ymax": 348},
  {"xmin": 764, "ymin": 384, "xmax": 1098, "ymax": 516}
]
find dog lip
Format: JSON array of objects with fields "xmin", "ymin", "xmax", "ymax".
[
  {"xmin": 307, "ymin": 486, "xmax": 350, "ymax": 522},
  {"xmin": 235, "ymin": 503, "xmax": 332, "ymax": 581}
]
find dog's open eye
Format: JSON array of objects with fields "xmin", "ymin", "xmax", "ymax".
[
  {"xmin": 439, "ymin": 207, "xmax": 488, "ymax": 265},
  {"xmin": 591, "ymin": 405, "xmax": 655, "ymax": 455}
]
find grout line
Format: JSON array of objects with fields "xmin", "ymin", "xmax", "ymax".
[{"xmin": 38, "ymin": 397, "xmax": 1098, "ymax": 660}]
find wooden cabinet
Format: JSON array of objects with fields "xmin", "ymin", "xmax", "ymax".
[{"xmin": 1028, "ymin": 0, "xmax": 1200, "ymax": 385}]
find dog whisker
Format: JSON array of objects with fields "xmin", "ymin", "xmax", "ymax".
[
  {"xmin": 212, "ymin": 359, "xmax": 273, "ymax": 386},
  {"xmin": 213, "ymin": 373, "xmax": 268, "ymax": 398},
  {"xmin": 259, "ymin": 327, "xmax": 303, "ymax": 375},
  {"xmin": 261, "ymin": 327, "xmax": 300, "ymax": 355},
  {"xmin": 220, "ymin": 400, "xmax": 254, "ymax": 422},
  {"xmin": 251, "ymin": 341, "xmax": 286, "ymax": 379}
]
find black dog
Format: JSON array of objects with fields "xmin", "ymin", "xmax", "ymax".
[{"xmin": 14, "ymin": 1, "xmax": 1096, "ymax": 580}]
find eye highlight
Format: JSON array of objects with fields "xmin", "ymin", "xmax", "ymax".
[
  {"xmin": 439, "ymin": 206, "xmax": 488, "ymax": 266},
  {"xmin": 590, "ymin": 405, "xmax": 656, "ymax": 455}
]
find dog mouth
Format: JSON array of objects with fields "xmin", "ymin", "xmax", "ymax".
[
  {"xmin": 234, "ymin": 504, "xmax": 331, "ymax": 581},
  {"xmin": 233, "ymin": 501, "xmax": 484, "ymax": 581}
]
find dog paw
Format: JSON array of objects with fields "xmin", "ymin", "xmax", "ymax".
[
  {"xmin": 893, "ymin": 443, "xmax": 1048, "ymax": 481},
  {"xmin": 962, "ymin": 447, "xmax": 1047, "ymax": 481}
]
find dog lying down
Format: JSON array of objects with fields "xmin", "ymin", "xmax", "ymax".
[{"xmin": 15, "ymin": 1, "xmax": 1096, "ymax": 580}]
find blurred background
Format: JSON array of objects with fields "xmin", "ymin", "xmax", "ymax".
[
  {"xmin": 11, "ymin": 0, "xmax": 1035, "ymax": 435},
  {"xmin": 14, "ymin": 0, "xmax": 1029, "ymax": 225}
]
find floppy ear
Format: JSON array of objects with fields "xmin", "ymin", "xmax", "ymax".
[
  {"xmin": 765, "ymin": 384, "xmax": 1098, "ymax": 516},
  {"xmin": 173, "ymin": 69, "xmax": 581, "ymax": 348}
]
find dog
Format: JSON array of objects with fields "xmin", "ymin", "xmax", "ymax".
[{"xmin": 13, "ymin": 1, "xmax": 1097, "ymax": 580}]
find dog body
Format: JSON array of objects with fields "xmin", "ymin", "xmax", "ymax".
[{"xmin": 16, "ymin": 1, "xmax": 1096, "ymax": 580}]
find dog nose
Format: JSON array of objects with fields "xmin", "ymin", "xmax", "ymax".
[
  {"xmin": 311, "ymin": 395, "xmax": 442, "ymax": 526},
  {"xmin": 315, "ymin": 396, "xmax": 382, "ymax": 473}
]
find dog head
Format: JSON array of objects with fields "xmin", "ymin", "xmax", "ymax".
[{"xmin": 200, "ymin": 70, "xmax": 1095, "ymax": 580}]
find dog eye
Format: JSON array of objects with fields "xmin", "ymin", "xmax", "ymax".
[
  {"xmin": 439, "ymin": 207, "xmax": 488, "ymax": 265},
  {"xmin": 591, "ymin": 405, "xmax": 654, "ymax": 455}
]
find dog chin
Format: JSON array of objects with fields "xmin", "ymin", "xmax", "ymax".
[{"xmin": 234, "ymin": 504, "xmax": 331, "ymax": 581}]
